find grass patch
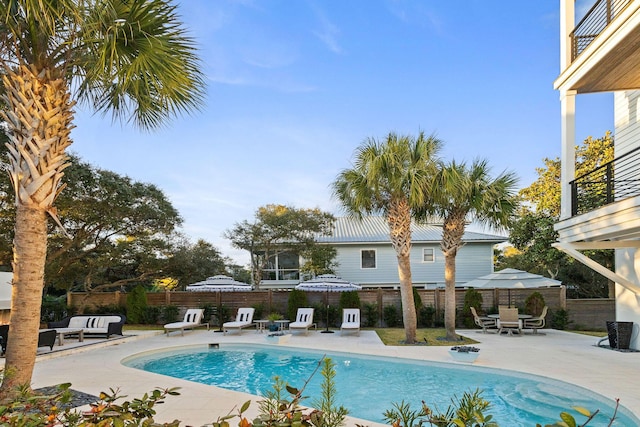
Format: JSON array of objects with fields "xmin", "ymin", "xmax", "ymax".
[{"xmin": 375, "ymin": 328, "xmax": 479, "ymax": 346}]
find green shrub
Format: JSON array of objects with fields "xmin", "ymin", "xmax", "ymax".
[
  {"xmin": 215, "ymin": 304, "xmax": 232, "ymax": 325},
  {"xmin": 162, "ymin": 305, "xmax": 180, "ymax": 323},
  {"xmin": 462, "ymin": 288, "xmax": 484, "ymax": 328},
  {"xmin": 142, "ymin": 306, "xmax": 161, "ymax": 324},
  {"xmin": 91, "ymin": 303, "xmax": 126, "ymax": 315},
  {"xmin": 383, "ymin": 304, "xmax": 402, "ymax": 327},
  {"xmin": 418, "ymin": 305, "xmax": 436, "ymax": 328},
  {"xmin": 315, "ymin": 303, "xmax": 340, "ymax": 328},
  {"xmin": 125, "ymin": 285, "xmax": 148, "ymax": 324},
  {"xmin": 288, "ymin": 289, "xmax": 308, "ymax": 321},
  {"xmin": 551, "ymin": 308, "xmax": 571, "ymax": 330},
  {"xmin": 413, "ymin": 288, "xmax": 422, "ymax": 312},
  {"xmin": 200, "ymin": 303, "xmax": 216, "ymax": 324},
  {"xmin": 362, "ymin": 302, "xmax": 379, "ymax": 327},
  {"xmin": 40, "ymin": 295, "xmax": 72, "ymax": 323},
  {"xmin": 524, "ymin": 291, "xmax": 546, "ymax": 316},
  {"xmin": 339, "ymin": 290, "xmax": 360, "ymax": 309},
  {"xmin": 252, "ymin": 302, "xmax": 267, "ymax": 319}
]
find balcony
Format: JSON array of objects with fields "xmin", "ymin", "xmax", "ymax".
[
  {"xmin": 556, "ymin": 147, "xmax": 640, "ymax": 244},
  {"xmin": 571, "ymin": 146, "xmax": 640, "ymax": 216},
  {"xmin": 571, "ymin": 0, "xmax": 632, "ymax": 61},
  {"xmin": 555, "ymin": 0, "xmax": 640, "ymax": 93}
]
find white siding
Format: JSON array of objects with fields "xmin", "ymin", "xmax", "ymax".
[
  {"xmin": 334, "ymin": 242, "xmax": 495, "ymax": 287},
  {"xmin": 614, "ymin": 90, "xmax": 640, "ymax": 156}
]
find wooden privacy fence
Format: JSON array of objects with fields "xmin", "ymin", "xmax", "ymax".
[{"xmin": 68, "ymin": 286, "xmax": 568, "ymax": 321}]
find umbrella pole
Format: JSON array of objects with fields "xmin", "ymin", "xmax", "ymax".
[{"xmin": 321, "ymin": 288, "xmax": 334, "ymax": 333}]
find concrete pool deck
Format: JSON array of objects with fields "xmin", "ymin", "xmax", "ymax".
[{"xmin": 6, "ymin": 328, "xmax": 640, "ymax": 426}]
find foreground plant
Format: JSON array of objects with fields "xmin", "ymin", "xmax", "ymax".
[
  {"xmin": 0, "ymin": 383, "xmax": 180, "ymax": 426},
  {"xmin": 383, "ymin": 389, "xmax": 497, "ymax": 427}
]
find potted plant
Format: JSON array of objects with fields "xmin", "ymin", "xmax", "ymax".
[
  {"xmin": 267, "ymin": 312, "xmax": 284, "ymax": 332},
  {"xmin": 448, "ymin": 346, "xmax": 480, "ymax": 363}
]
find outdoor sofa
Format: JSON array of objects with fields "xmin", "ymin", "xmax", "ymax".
[
  {"xmin": 47, "ymin": 314, "xmax": 126, "ymax": 338},
  {"xmin": 0, "ymin": 325, "xmax": 57, "ymax": 354}
]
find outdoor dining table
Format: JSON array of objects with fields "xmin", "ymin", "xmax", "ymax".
[{"xmin": 488, "ymin": 314, "xmax": 533, "ymax": 320}]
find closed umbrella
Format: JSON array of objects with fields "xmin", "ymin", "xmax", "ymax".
[
  {"xmin": 464, "ymin": 268, "xmax": 562, "ymax": 307},
  {"xmin": 295, "ymin": 274, "xmax": 361, "ymax": 333}
]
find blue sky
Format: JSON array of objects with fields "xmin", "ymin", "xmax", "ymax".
[{"xmin": 70, "ymin": 0, "xmax": 612, "ymax": 265}]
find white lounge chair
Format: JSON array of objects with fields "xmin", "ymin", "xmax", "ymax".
[
  {"xmin": 497, "ymin": 307, "xmax": 522, "ymax": 336},
  {"xmin": 223, "ymin": 307, "xmax": 255, "ymax": 335},
  {"xmin": 340, "ymin": 308, "xmax": 360, "ymax": 336},
  {"xmin": 164, "ymin": 308, "xmax": 209, "ymax": 336},
  {"xmin": 289, "ymin": 308, "xmax": 316, "ymax": 335},
  {"xmin": 470, "ymin": 307, "xmax": 497, "ymax": 333}
]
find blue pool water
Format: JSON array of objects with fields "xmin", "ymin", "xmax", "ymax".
[{"xmin": 123, "ymin": 344, "xmax": 638, "ymax": 426}]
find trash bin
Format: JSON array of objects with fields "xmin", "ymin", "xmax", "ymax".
[{"xmin": 606, "ymin": 321, "xmax": 633, "ymax": 350}]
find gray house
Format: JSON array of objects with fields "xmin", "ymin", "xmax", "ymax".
[{"xmin": 259, "ymin": 216, "xmax": 506, "ymax": 289}]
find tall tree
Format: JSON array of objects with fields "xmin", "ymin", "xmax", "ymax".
[
  {"xmin": 163, "ymin": 238, "xmax": 229, "ymax": 289},
  {"xmin": 0, "ymin": 0, "xmax": 204, "ymax": 393},
  {"xmin": 224, "ymin": 204, "xmax": 335, "ymax": 288},
  {"xmin": 421, "ymin": 159, "xmax": 518, "ymax": 341},
  {"xmin": 332, "ymin": 131, "xmax": 442, "ymax": 344},
  {"xmin": 508, "ymin": 132, "xmax": 614, "ymax": 297}
]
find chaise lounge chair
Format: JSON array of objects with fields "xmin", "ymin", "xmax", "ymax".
[
  {"xmin": 289, "ymin": 308, "xmax": 316, "ymax": 335},
  {"xmin": 470, "ymin": 307, "xmax": 497, "ymax": 333},
  {"xmin": 164, "ymin": 308, "xmax": 209, "ymax": 336},
  {"xmin": 340, "ymin": 308, "xmax": 360, "ymax": 336},
  {"xmin": 222, "ymin": 307, "xmax": 255, "ymax": 335}
]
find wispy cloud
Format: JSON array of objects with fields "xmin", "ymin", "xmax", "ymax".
[{"xmin": 309, "ymin": 3, "xmax": 344, "ymax": 54}]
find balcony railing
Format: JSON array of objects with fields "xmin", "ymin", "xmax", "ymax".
[
  {"xmin": 570, "ymin": 0, "xmax": 631, "ymax": 61},
  {"xmin": 570, "ymin": 146, "xmax": 640, "ymax": 216}
]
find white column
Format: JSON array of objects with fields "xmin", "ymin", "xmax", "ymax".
[{"xmin": 560, "ymin": 90, "xmax": 576, "ymax": 220}]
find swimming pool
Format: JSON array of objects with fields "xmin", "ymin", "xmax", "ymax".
[{"xmin": 123, "ymin": 344, "xmax": 638, "ymax": 426}]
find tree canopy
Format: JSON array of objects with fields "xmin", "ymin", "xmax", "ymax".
[
  {"xmin": 501, "ymin": 132, "xmax": 614, "ymax": 297},
  {"xmin": 224, "ymin": 204, "xmax": 335, "ymax": 287}
]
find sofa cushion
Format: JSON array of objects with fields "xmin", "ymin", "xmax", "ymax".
[{"xmin": 68, "ymin": 317, "xmax": 88, "ymax": 329}]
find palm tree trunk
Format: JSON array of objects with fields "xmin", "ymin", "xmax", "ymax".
[
  {"xmin": 442, "ymin": 210, "xmax": 465, "ymax": 341},
  {"xmin": 444, "ymin": 252, "xmax": 457, "ymax": 341},
  {"xmin": 387, "ymin": 200, "xmax": 416, "ymax": 344},
  {"xmin": 1, "ymin": 206, "xmax": 48, "ymax": 392},
  {"xmin": 0, "ymin": 65, "xmax": 74, "ymax": 396}
]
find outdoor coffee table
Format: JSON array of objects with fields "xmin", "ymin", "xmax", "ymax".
[{"xmin": 54, "ymin": 328, "xmax": 84, "ymax": 346}]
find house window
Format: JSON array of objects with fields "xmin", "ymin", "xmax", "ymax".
[
  {"xmin": 361, "ymin": 250, "xmax": 376, "ymax": 269},
  {"xmin": 261, "ymin": 251, "xmax": 300, "ymax": 280},
  {"xmin": 423, "ymin": 248, "xmax": 435, "ymax": 263}
]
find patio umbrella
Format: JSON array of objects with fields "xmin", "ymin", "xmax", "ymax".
[
  {"xmin": 295, "ymin": 274, "xmax": 361, "ymax": 333},
  {"xmin": 185, "ymin": 275, "xmax": 252, "ymax": 292},
  {"xmin": 464, "ymin": 268, "xmax": 562, "ymax": 307}
]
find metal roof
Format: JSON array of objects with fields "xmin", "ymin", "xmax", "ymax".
[{"xmin": 317, "ymin": 216, "xmax": 507, "ymax": 244}]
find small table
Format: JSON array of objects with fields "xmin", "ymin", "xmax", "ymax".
[
  {"xmin": 54, "ymin": 328, "xmax": 84, "ymax": 346},
  {"xmin": 254, "ymin": 320, "xmax": 270, "ymax": 333},
  {"xmin": 274, "ymin": 320, "xmax": 290, "ymax": 332}
]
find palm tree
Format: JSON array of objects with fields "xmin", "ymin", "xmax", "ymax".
[
  {"xmin": 0, "ymin": 0, "xmax": 204, "ymax": 393},
  {"xmin": 423, "ymin": 159, "xmax": 518, "ymax": 341},
  {"xmin": 332, "ymin": 131, "xmax": 442, "ymax": 343}
]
